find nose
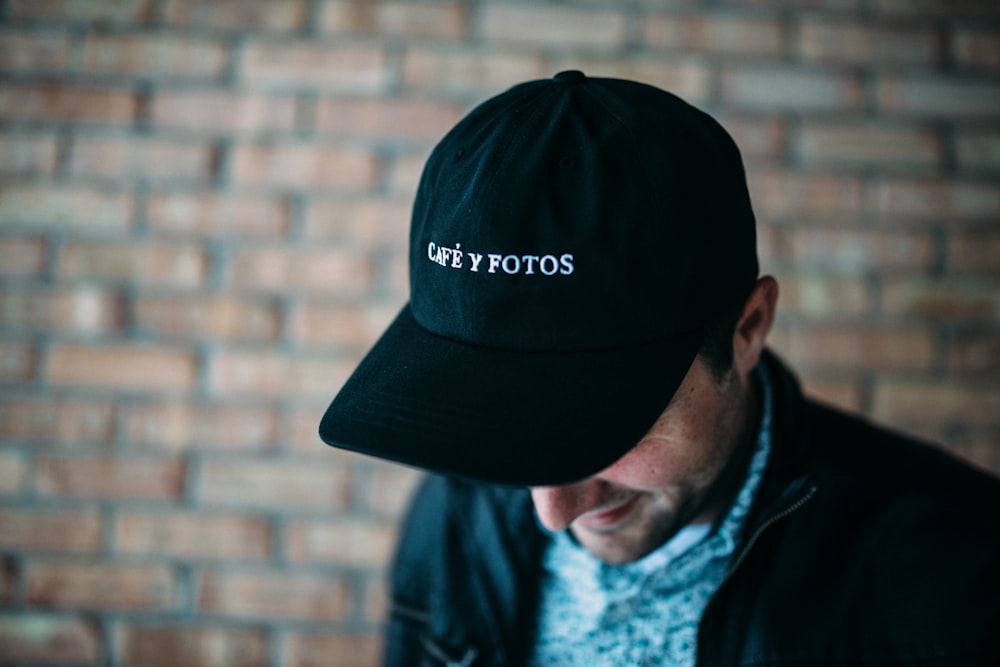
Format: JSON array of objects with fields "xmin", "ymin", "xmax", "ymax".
[{"xmin": 530, "ymin": 481, "xmax": 602, "ymax": 532}]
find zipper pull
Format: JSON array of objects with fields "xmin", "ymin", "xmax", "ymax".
[
  {"xmin": 448, "ymin": 647, "xmax": 479, "ymax": 667},
  {"xmin": 421, "ymin": 634, "xmax": 480, "ymax": 667}
]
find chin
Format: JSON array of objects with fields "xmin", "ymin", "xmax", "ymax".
[{"xmin": 574, "ymin": 520, "xmax": 679, "ymax": 565}]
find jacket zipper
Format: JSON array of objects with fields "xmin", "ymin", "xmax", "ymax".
[
  {"xmin": 421, "ymin": 634, "xmax": 480, "ymax": 667},
  {"xmin": 696, "ymin": 482, "xmax": 818, "ymax": 666},
  {"xmin": 728, "ymin": 482, "xmax": 817, "ymax": 576}
]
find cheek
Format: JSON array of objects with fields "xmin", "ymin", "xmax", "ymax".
[
  {"xmin": 601, "ymin": 437, "xmax": 703, "ymax": 490},
  {"xmin": 601, "ymin": 396, "xmax": 729, "ymax": 490}
]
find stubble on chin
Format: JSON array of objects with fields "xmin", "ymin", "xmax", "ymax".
[{"xmin": 570, "ymin": 492, "xmax": 697, "ymax": 565}]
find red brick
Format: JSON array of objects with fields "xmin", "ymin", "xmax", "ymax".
[
  {"xmin": 786, "ymin": 227, "xmax": 935, "ymax": 273},
  {"xmin": 0, "ymin": 285, "xmax": 118, "ymax": 333},
  {"xmin": 290, "ymin": 404, "xmax": 414, "ymax": 459},
  {"xmin": 955, "ymin": 129, "xmax": 1000, "ymax": 174},
  {"xmin": 952, "ymin": 28, "xmax": 1000, "ymax": 69},
  {"xmin": 199, "ymin": 570, "xmax": 349, "ymax": 620},
  {"xmin": 302, "ymin": 198, "xmax": 410, "ymax": 243},
  {"xmin": 746, "ymin": 171, "xmax": 864, "ymax": 221},
  {"xmin": 874, "ymin": 178, "xmax": 1000, "ymax": 221},
  {"xmin": 797, "ymin": 19, "xmax": 940, "ymax": 64},
  {"xmin": 227, "ymin": 246, "xmax": 372, "ymax": 295},
  {"xmin": 548, "ymin": 57, "xmax": 711, "ymax": 103},
  {"xmin": 370, "ymin": 301, "xmax": 402, "ymax": 339},
  {"xmin": 0, "ymin": 613, "xmax": 101, "ymax": 665},
  {"xmin": 481, "ymin": 6, "xmax": 627, "ymax": 48},
  {"xmin": 366, "ymin": 462, "xmax": 423, "ymax": 518},
  {"xmin": 773, "ymin": 274, "xmax": 869, "ymax": 320},
  {"xmin": 289, "ymin": 301, "xmax": 390, "ymax": 348},
  {"xmin": 8, "ymin": 0, "xmax": 152, "ymax": 22},
  {"xmin": 118, "ymin": 624, "xmax": 268, "ymax": 667},
  {"xmin": 382, "ymin": 152, "xmax": 427, "ymax": 198},
  {"xmin": 69, "ymin": 137, "xmax": 211, "ymax": 182},
  {"xmin": 0, "ymin": 134, "xmax": 59, "ymax": 175},
  {"xmin": 26, "ymin": 562, "xmax": 176, "ymax": 610},
  {"xmin": 0, "ymin": 29, "xmax": 71, "ymax": 71},
  {"xmin": 948, "ymin": 232, "xmax": 1000, "ymax": 274},
  {"xmin": 0, "ymin": 236, "xmax": 47, "ymax": 276},
  {"xmin": 722, "ymin": 67, "xmax": 862, "ymax": 111},
  {"xmin": 240, "ymin": 42, "xmax": 388, "ymax": 91},
  {"xmin": 148, "ymin": 192, "xmax": 290, "ymax": 237},
  {"xmin": 872, "ymin": 0, "xmax": 1000, "ymax": 15},
  {"xmin": 873, "ymin": 379, "xmax": 1000, "ymax": 427},
  {"xmin": 82, "ymin": 34, "xmax": 227, "ymax": 77},
  {"xmin": 644, "ymin": 14, "xmax": 784, "ymax": 56},
  {"xmin": 713, "ymin": 116, "xmax": 787, "ymax": 161},
  {"xmin": 402, "ymin": 48, "xmax": 546, "ymax": 92},
  {"xmin": 796, "ymin": 121, "xmax": 941, "ymax": 169},
  {"xmin": 284, "ymin": 632, "xmax": 380, "ymax": 667},
  {"xmin": 362, "ymin": 576, "xmax": 388, "ymax": 623},
  {"xmin": 730, "ymin": 0, "xmax": 861, "ymax": 8},
  {"xmin": 783, "ymin": 325, "xmax": 935, "ymax": 371},
  {"xmin": 58, "ymin": 241, "xmax": 206, "ymax": 287},
  {"xmin": 209, "ymin": 350, "xmax": 356, "ymax": 400},
  {"xmin": 166, "ymin": 0, "xmax": 308, "ymax": 31},
  {"xmin": 36, "ymin": 456, "xmax": 185, "ymax": 500},
  {"xmin": 48, "ymin": 343, "xmax": 198, "ymax": 391},
  {"xmin": 135, "ymin": 294, "xmax": 280, "ymax": 342},
  {"xmin": 288, "ymin": 517, "xmax": 396, "ymax": 566},
  {"xmin": 800, "ymin": 377, "xmax": 864, "ymax": 412},
  {"xmin": 116, "ymin": 512, "xmax": 273, "ymax": 560},
  {"xmin": 0, "ymin": 451, "xmax": 25, "ymax": 493},
  {"xmin": 756, "ymin": 223, "xmax": 782, "ymax": 267},
  {"xmin": 0, "ymin": 509, "xmax": 101, "ymax": 553},
  {"xmin": 315, "ymin": 97, "xmax": 463, "ymax": 141},
  {"xmin": 0, "ymin": 84, "xmax": 135, "ymax": 123},
  {"xmin": 0, "ymin": 396, "xmax": 114, "ymax": 443},
  {"xmin": 0, "ymin": 560, "xmax": 11, "ymax": 604},
  {"xmin": 384, "ymin": 247, "xmax": 409, "ymax": 296},
  {"xmin": 0, "ymin": 341, "xmax": 36, "ymax": 382},
  {"xmin": 230, "ymin": 144, "xmax": 378, "ymax": 191},
  {"xmin": 321, "ymin": 1, "xmax": 467, "ymax": 38},
  {"xmin": 151, "ymin": 90, "xmax": 297, "ymax": 133},
  {"xmin": 882, "ymin": 278, "xmax": 1000, "ymax": 322},
  {"xmin": 120, "ymin": 401, "xmax": 277, "ymax": 453},
  {"xmin": 287, "ymin": 404, "xmax": 347, "ymax": 454},
  {"xmin": 199, "ymin": 459, "xmax": 351, "ymax": 510},
  {"xmin": 948, "ymin": 330, "xmax": 1000, "ymax": 375},
  {"xmin": 0, "ymin": 185, "xmax": 131, "ymax": 230},
  {"xmin": 878, "ymin": 75, "xmax": 1000, "ymax": 118},
  {"xmin": 950, "ymin": 440, "xmax": 1000, "ymax": 478}
]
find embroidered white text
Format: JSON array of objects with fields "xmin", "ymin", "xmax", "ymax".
[{"xmin": 427, "ymin": 242, "xmax": 574, "ymax": 276}]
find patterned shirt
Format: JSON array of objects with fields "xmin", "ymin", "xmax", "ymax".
[{"xmin": 529, "ymin": 365, "xmax": 774, "ymax": 667}]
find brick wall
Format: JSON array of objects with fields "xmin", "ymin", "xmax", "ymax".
[{"xmin": 1, "ymin": 1, "xmax": 998, "ymax": 665}]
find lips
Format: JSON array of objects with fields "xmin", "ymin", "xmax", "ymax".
[{"xmin": 576, "ymin": 494, "xmax": 643, "ymax": 529}]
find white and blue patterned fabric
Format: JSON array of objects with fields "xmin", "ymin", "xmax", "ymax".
[{"xmin": 529, "ymin": 365, "xmax": 775, "ymax": 667}]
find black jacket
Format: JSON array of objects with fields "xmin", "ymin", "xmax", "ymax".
[{"xmin": 384, "ymin": 352, "xmax": 1000, "ymax": 666}]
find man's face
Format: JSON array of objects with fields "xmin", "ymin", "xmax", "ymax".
[{"xmin": 530, "ymin": 355, "xmax": 756, "ymax": 565}]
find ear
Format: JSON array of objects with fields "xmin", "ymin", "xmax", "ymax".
[{"xmin": 732, "ymin": 276, "xmax": 779, "ymax": 378}]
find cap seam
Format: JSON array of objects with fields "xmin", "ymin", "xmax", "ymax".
[
  {"xmin": 469, "ymin": 82, "xmax": 556, "ymax": 342},
  {"xmin": 579, "ymin": 80, "xmax": 666, "ymax": 230}
]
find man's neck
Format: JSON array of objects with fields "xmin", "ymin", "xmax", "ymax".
[{"xmin": 690, "ymin": 372, "xmax": 764, "ymax": 526}]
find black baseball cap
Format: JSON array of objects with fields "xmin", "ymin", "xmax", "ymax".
[{"xmin": 319, "ymin": 71, "xmax": 758, "ymax": 486}]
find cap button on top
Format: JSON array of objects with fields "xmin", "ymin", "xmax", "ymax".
[{"xmin": 553, "ymin": 70, "xmax": 586, "ymax": 84}]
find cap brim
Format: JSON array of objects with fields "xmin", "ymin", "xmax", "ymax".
[{"xmin": 319, "ymin": 304, "xmax": 703, "ymax": 486}]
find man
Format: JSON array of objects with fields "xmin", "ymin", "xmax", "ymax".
[{"xmin": 319, "ymin": 71, "xmax": 1000, "ymax": 666}]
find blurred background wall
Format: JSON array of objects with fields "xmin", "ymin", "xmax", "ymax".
[{"xmin": 0, "ymin": 0, "xmax": 998, "ymax": 665}]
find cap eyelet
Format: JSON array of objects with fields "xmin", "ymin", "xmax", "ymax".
[{"xmin": 553, "ymin": 70, "xmax": 586, "ymax": 84}]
